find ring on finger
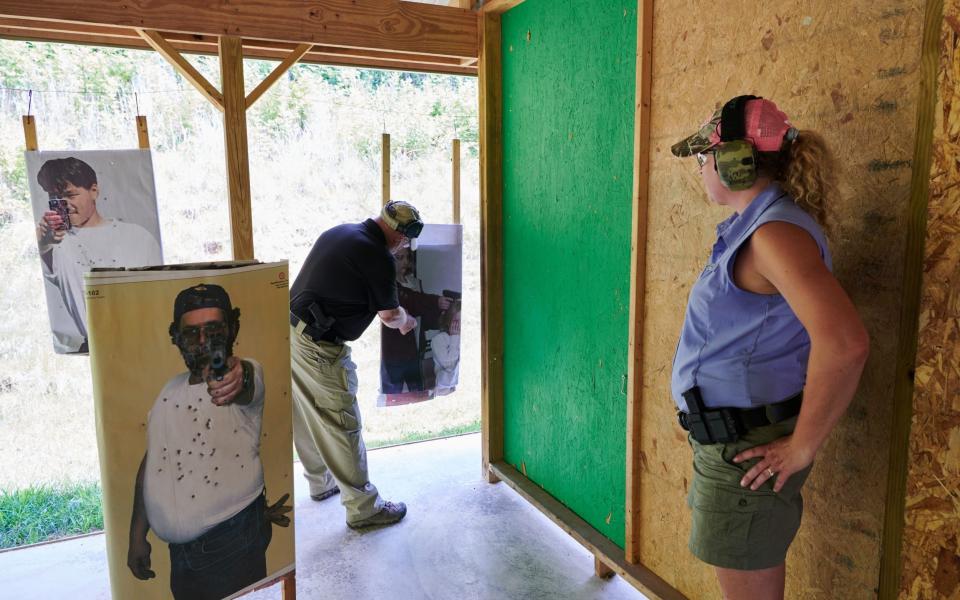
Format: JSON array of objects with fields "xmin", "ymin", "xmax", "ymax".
[{"xmin": 766, "ymin": 467, "xmax": 775, "ymax": 478}]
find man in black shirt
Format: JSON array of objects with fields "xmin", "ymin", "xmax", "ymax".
[{"xmin": 289, "ymin": 201, "xmax": 421, "ymax": 528}]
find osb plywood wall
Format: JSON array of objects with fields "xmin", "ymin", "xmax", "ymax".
[
  {"xmin": 899, "ymin": 2, "xmax": 960, "ymax": 597},
  {"xmin": 637, "ymin": 1, "xmax": 925, "ymax": 598}
]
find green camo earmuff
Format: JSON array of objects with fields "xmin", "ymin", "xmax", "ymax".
[{"xmin": 713, "ymin": 95, "xmax": 759, "ymax": 191}]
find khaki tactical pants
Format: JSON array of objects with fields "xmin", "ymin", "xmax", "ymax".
[{"xmin": 290, "ymin": 324, "xmax": 382, "ymax": 523}]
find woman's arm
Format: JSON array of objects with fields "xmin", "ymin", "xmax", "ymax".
[{"xmin": 733, "ymin": 221, "xmax": 870, "ymax": 492}]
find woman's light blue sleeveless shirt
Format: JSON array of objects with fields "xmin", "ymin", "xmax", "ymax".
[{"xmin": 671, "ymin": 183, "xmax": 832, "ymax": 411}]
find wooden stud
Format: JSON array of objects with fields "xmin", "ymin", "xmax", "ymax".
[
  {"xmin": 137, "ymin": 28, "xmax": 224, "ymax": 111},
  {"xmin": 0, "ymin": 0, "xmax": 478, "ymax": 60},
  {"xmin": 246, "ymin": 43, "xmax": 313, "ymax": 110},
  {"xmin": 135, "ymin": 115, "xmax": 150, "ymax": 149},
  {"xmin": 489, "ymin": 462, "xmax": 685, "ymax": 600},
  {"xmin": 219, "ymin": 35, "xmax": 255, "ymax": 261},
  {"xmin": 22, "ymin": 115, "xmax": 37, "ymax": 151},
  {"xmin": 479, "ymin": 11, "xmax": 504, "ymax": 483},
  {"xmin": 382, "ymin": 133, "xmax": 391, "ymax": 207},
  {"xmin": 452, "ymin": 138, "xmax": 461, "ymax": 225},
  {"xmin": 594, "ymin": 556, "xmax": 615, "ymax": 579},
  {"xmin": 878, "ymin": 0, "xmax": 944, "ymax": 597},
  {"xmin": 282, "ymin": 570, "xmax": 296, "ymax": 600},
  {"xmin": 625, "ymin": 0, "xmax": 654, "ymax": 566}
]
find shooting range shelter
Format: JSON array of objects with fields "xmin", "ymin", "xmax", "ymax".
[{"xmin": 1, "ymin": 0, "xmax": 958, "ymax": 598}]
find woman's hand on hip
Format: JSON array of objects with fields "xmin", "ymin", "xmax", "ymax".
[{"xmin": 733, "ymin": 434, "xmax": 815, "ymax": 493}]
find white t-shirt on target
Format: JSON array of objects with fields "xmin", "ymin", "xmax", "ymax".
[
  {"xmin": 42, "ymin": 218, "xmax": 162, "ymax": 352},
  {"xmin": 143, "ymin": 359, "xmax": 265, "ymax": 544}
]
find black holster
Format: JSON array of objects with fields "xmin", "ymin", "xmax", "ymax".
[{"xmin": 678, "ymin": 386, "xmax": 744, "ymax": 444}]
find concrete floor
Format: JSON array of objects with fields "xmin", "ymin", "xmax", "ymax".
[{"xmin": 0, "ymin": 433, "xmax": 647, "ymax": 600}]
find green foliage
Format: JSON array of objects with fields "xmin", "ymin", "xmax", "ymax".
[{"xmin": 0, "ymin": 482, "xmax": 104, "ymax": 549}]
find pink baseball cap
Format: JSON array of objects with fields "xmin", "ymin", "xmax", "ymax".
[{"xmin": 671, "ymin": 97, "xmax": 796, "ymax": 157}]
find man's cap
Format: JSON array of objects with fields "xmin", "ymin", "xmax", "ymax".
[
  {"xmin": 172, "ymin": 283, "xmax": 232, "ymax": 324},
  {"xmin": 381, "ymin": 200, "xmax": 424, "ymax": 239},
  {"xmin": 671, "ymin": 97, "xmax": 795, "ymax": 157}
]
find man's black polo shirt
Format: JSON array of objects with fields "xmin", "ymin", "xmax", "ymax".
[{"xmin": 290, "ymin": 219, "xmax": 399, "ymax": 342}]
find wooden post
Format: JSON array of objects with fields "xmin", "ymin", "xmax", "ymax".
[
  {"xmin": 594, "ymin": 556, "xmax": 615, "ymax": 579},
  {"xmin": 136, "ymin": 115, "xmax": 150, "ymax": 149},
  {"xmin": 22, "ymin": 115, "xmax": 38, "ymax": 151},
  {"xmin": 625, "ymin": 0, "xmax": 654, "ymax": 566},
  {"xmin": 382, "ymin": 133, "xmax": 391, "ymax": 206},
  {"xmin": 479, "ymin": 10, "xmax": 504, "ymax": 484},
  {"xmin": 878, "ymin": 0, "xmax": 944, "ymax": 597},
  {"xmin": 219, "ymin": 35, "xmax": 255, "ymax": 260},
  {"xmin": 452, "ymin": 138, "xmax": 461, "ymax": 224},
  {"xmin": 282, "ymin": 570, "xmax": 296, "ymax": 599}
]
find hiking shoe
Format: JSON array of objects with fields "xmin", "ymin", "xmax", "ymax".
[
  {"xmin": 310, "ymin": 488, "xmax": 340, "ymax": 502},
  {"xmin": 347, "ymin": 501, "xmax": 407, "ymax": 529}
]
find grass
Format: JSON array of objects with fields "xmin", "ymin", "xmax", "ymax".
[
  {"xmin": 0, "ymin": 482, "xmax": 104, "ymax": 549},
  {"xmin": 366, "ymin": 418, "xmax": 480, "ymax": 450},
  {"xmin": 0, "ymin": 424, "xmax": 481, "ymax": 550}
]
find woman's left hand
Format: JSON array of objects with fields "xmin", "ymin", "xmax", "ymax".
[{"xmin": 733, "ymin": 434, "xmax": 815, "ymax": 492}]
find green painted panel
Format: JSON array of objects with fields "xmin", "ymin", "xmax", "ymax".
[{"xmin": 501, "ymin": 0, "xmax": 636, "ymax": 548}]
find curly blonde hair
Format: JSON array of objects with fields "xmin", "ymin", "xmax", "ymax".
[{"xmin": 758, "ymin": 130, "xmax": 838, "ymax": 231}]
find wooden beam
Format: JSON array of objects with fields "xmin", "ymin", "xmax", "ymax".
[
  {"xmin": 489, "ymin": 462, "xmax": 686, "ymax": 600},
  {"xmin": 0, "ymin": 18, "xmax": 477, "ymax": 75},
  {"xmin": 0, "ymin": 0, "xmax": 478, "ymax": 59},
  {"xmin": 452, "ymin": 138, "xmax": 461, "ymax": 224},
  {"xmin": 246, "ymin": 43, "xmax": 313, "ymax": 110},
  {"xmin": 22, "ymin": 115, "xmax": 37, "ymax": 151},
  {"xmin": 219, "ymin": 35, "xmax": 255, "ymax": 261},
  {"xmin": 382, "ymin": 133, "xmax": 391, "ymax": 207},
  {"xmin": 137, "ymin": 28, "xmax": 224, "ymax": 111},
  {"xmin": 481, "ymin": 0, "xmax": 527, "ymax": 15},
  {"xmin": 135, "ymin": 115, "xmax": 150, "ymax": 149},
  {"xmin": 625, "ymin": 0, "xmax": 654, "ymax": 566},
  {"xmin": 479, "ymin": 11, "xmax": 504, "ymax": 483},
  {"xmin": 878, "ymin": 0, "xmax": 944, "ymax": 597}
]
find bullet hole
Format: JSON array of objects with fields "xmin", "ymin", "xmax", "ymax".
[
  {"xmin": 176, "ymin": 450, "xmax": 181, "ymax": 455},
  {"xmin": 241, "ymin": 464, "xmax": 244, "ymax": 469},
  {"xmin": 157, "ymin": 468, "xmax": 162, "ymax": 472},
  {"xmin": 214, "ymin": 466, "xmax": 218, "ymax": 471},
  {"xmin": 210, "ymin": 449, "xmax": 216, "ymax": 457},
  {"xmin": 236, "ymin": 453, "xmax": 240, "ymax": 458},
  {"xmin": 199, "ymin": 453, "xmax": 204, "ymax": 458},
  {"xmin": 214, "ymin": 482, "xmax": 219, "ymax": 487},
  {"xmin": 177, "ymin": 475, "xmax": 183, "ymax": 481},
  {"xmin": 188, "ymin": 451, "xmax": 192, "ymax": 455},
  {"xmin": 189, "ymin": 470, "xmax": 193, "ymax": 474},
  {"xmin": 201, "ymin": 442, "xmax": 206, "ymax": 446},
  {"xmin": 205, "ymin": 419, "xmax": 212, "ymax": 430},
  {"xmin": 163, "ymin": 447, "xmax": 167, "ymax": 452},
  {"xmin": 176, "ymin": 404, "xmax": 179, "ymax": 408},
  {"xmin": 193, "ymin": 417, "xmax": 198, "ymax": 422},
  {"xmin": 234, "ymin": 429, "xmax": 238, "ymax": 434},
  {"xmin": 191, "ymin": 494, "xmax": 196, "ymax": 499},
  {"xmin": 163, "ymin": 398, "xmax": 167, "ymax": 402}
]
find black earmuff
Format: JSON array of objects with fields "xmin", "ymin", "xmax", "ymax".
[{"xmin": 714, "ymin": 95, "xmax": 760, "ymax": 191}]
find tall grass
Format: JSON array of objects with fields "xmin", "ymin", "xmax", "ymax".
[
  {"xmin": 0, "ymin": 41, "xmax": 481, "ymax": 491},
  {"xmin": 0, "ymin": 482, "xmax": 104, "ymax": 548}
]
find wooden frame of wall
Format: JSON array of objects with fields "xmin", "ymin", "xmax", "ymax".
[{"xmin": 477, "ymin": 0, "xmax": 678, "ymax": 597}]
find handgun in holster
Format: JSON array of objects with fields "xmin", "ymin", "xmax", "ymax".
[
  {"xmin": 307, "ymin": 302, "xmax": 336, "ymax": 337},
  {"xmin": 679, "ymin": 386, "xmax": 743, "ymax": 444}
]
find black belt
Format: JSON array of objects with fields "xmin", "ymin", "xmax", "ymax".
[
  {"xmin": 678, "ymin": 392, "xmax": 803, "ymax": 439},
  {"xmin": 290, "ymin": 313, "xmax": 342, "ymax": 345}
]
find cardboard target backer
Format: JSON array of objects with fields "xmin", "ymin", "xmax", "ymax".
[{"xmin": 86, "ymin": 261, "xmax": 293, "ymax": 600}]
